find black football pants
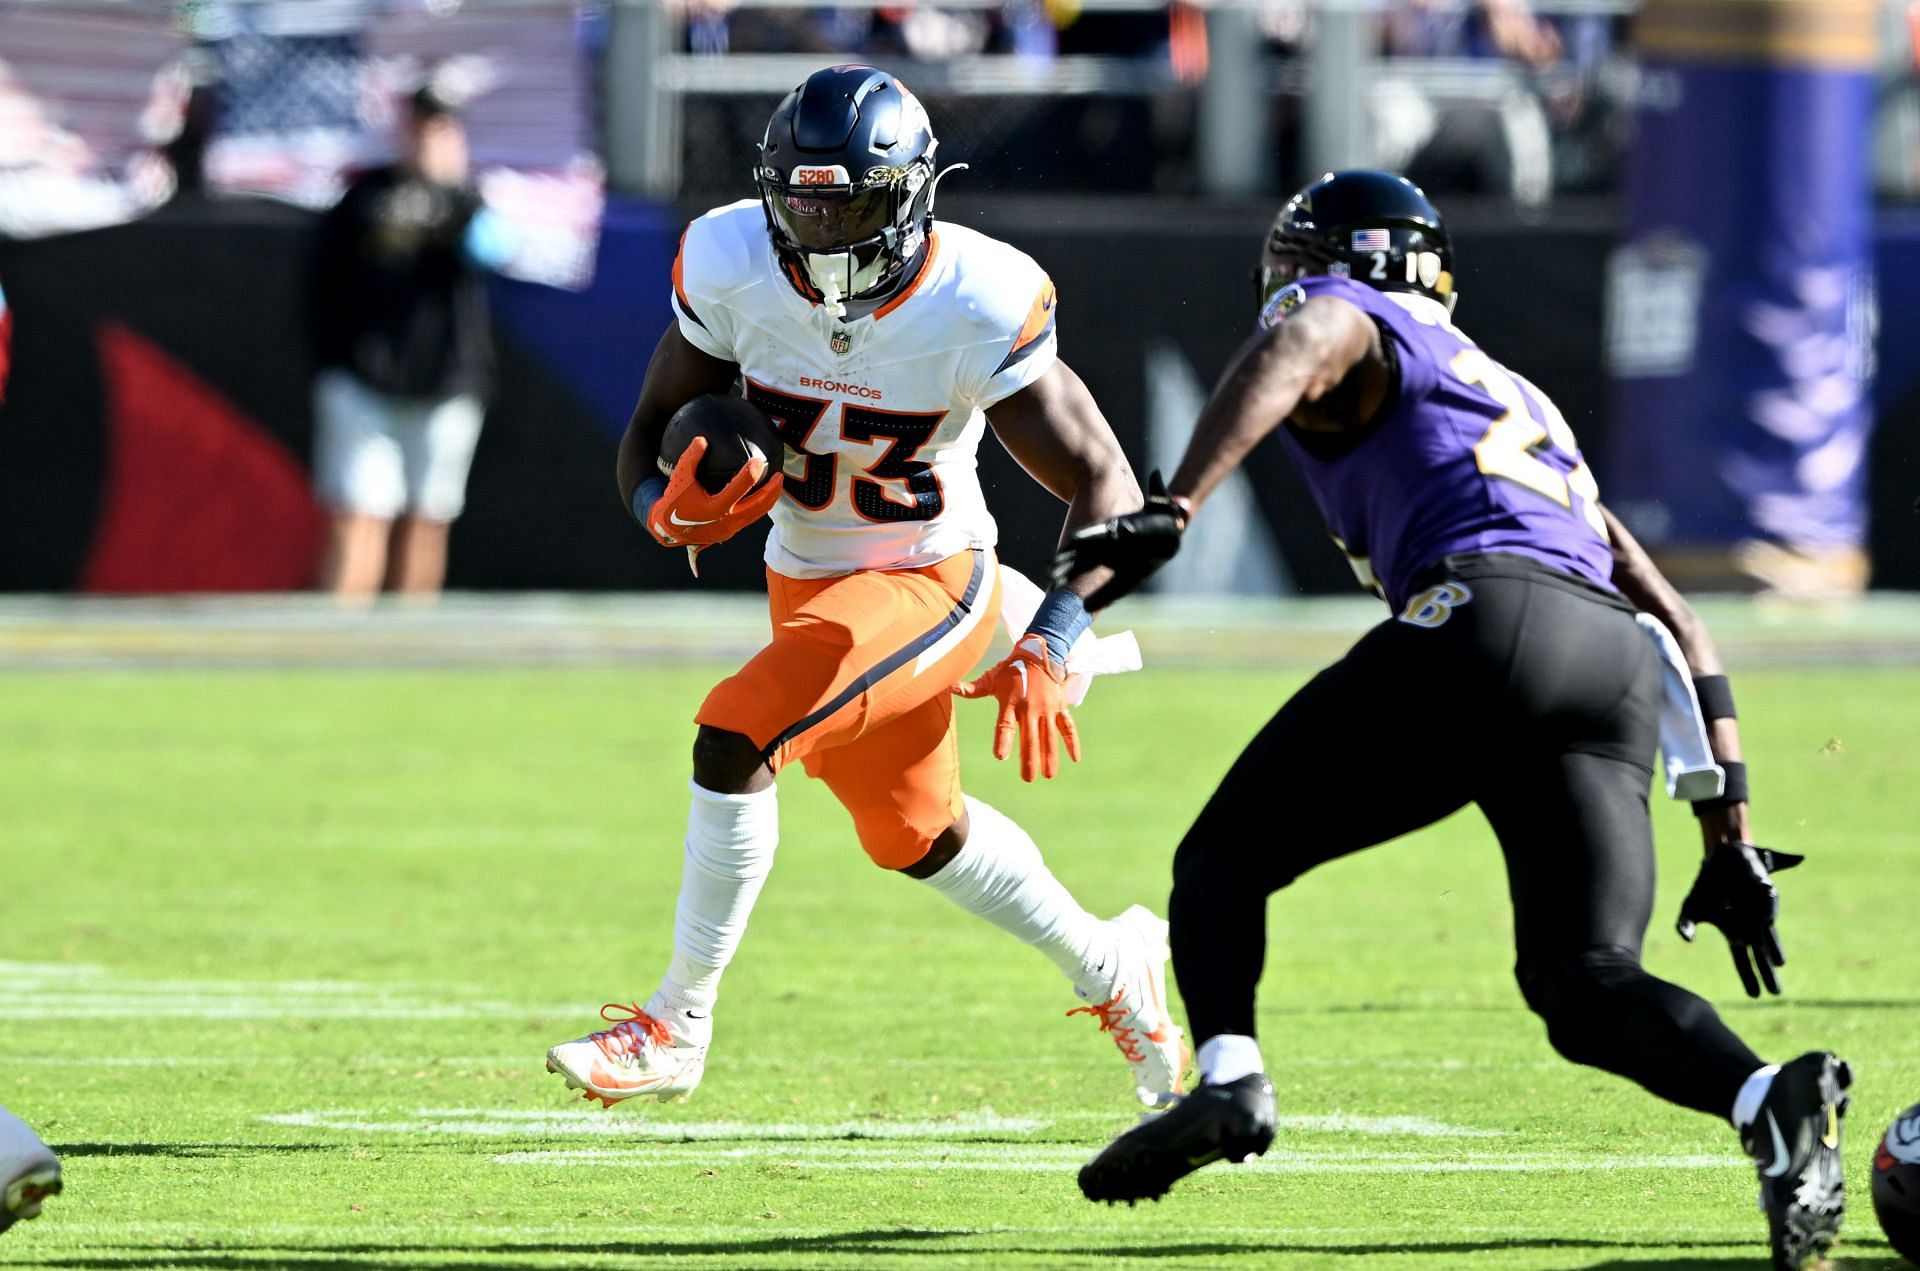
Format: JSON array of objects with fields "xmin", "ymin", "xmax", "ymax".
[{"xmin": 1168, "ymin": 556, "xmax": 1762, "ymax": 1118}]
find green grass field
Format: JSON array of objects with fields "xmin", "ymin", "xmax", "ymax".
[{"xmin": 1, "ymin": 600, "xmax": 1916, "ymax": 1269}]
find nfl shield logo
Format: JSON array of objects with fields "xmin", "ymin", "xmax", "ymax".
[{"xmin": 830, "ymin": 329, "xmax": 851, "ymax": 355}]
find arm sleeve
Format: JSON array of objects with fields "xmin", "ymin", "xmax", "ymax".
[
  {"xmin": 670, "ymin": 223, "xmax": 739, "ymax": 362},
  {"xmin": 972, "ymin": 274, "xmax": 1059, "ymax": 409}
]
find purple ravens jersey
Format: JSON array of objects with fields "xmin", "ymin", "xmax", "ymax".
[{"xmin": 1262, "ymin": 274, "xmax": 1615, "ymax": 610}]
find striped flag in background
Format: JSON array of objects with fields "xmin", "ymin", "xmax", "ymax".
[{"xmin": 0, "ymin": 0, "xmax": 600, "ymax": 288}]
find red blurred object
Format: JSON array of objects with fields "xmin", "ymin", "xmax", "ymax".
[{"xmin": 82, "ymin": 322, "xmax": 326, "ymax": 592}]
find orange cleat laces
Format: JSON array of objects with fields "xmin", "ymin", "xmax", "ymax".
[
  {"xmin": 1068, "ymin": 993, "xmax": 1146, "ymax": 1064},
  {"xmin": 589, "ymin": 1002, "xmax": 673, "ymax": 1061}
]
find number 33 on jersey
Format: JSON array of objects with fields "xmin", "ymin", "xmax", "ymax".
[{"xmin": 670, "ymin": 201, "xmax": 1059, "ymax": 578}]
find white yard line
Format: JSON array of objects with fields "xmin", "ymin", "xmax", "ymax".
[
  {"xmin": 15, "ymin": 1218, "xmax": 1768, "ymax": 1242},
  {"xmin": 488, "ymin": 1144, "xmax": 1741, "ymax": 1174},
  {"xmin": 263, "ymin": 1108, "xmax": 1047, "ymax": 1139},
  {"xmin": 258, "ymin": 1106, "xmax": 1506, "ymax": 1141},
  {"xmin": 0, "ymin": 961, "xmax": 577, "ymax": 1021},
  {"xmin": 1048, "ymin": 1111, "xmax": 1505, "ymax": 1137}
]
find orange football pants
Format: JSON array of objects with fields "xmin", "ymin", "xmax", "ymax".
[{"xmin": 695, "ymin": 547, "xmax": 1002, "ymax": 869}]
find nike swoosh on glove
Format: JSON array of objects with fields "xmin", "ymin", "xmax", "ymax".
[
  {"xmin": 646, "ymin": 435, "xmax": 784, "ymax": 559},
  {"xmin": 952, "ymin": 634, "xmax": 1081, "ymax": 782}
]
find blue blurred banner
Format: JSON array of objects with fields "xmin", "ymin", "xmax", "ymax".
[{"xmin": 1606, "ymin": 0, "xmax": 1877, "ymax": 592}]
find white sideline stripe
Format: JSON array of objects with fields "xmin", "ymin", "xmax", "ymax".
[
  {"xmin": 0, "ymin": 1056, "xmax": 545, "ymax": 1068},
  {"xmin": 0, "ymin": 1003, "xmax": 565, "ymax": 1020},
  {"xmin": 0, "ymin": 1053, "xmax": 1588, "ymax": 1075},
  {"xmin": 490, "ymin": 1145, "xmax": 1742, "ymax": 1174},
  {"xmin": 29, "ymin": 1219, "xmax": 1769, "ymax": 1241},
  {"xmin": 1048, "ymin": 1111, "xmax": 1504, "ymax": 1138},
  {"xmin": 0, "ymin": 1054, "xmax": 1570, "ymax": 1073},
  {"xmin": 0, "ymin": 960, "xmax": 574, "ymax": 1021},
  {"xmin": 260, "ymin": 1107, "xmax": 1498, "ymax": 1141},
  {"xmin": 262, "ymin": 1108, "xmax": 1046, "ymax": 1139}
]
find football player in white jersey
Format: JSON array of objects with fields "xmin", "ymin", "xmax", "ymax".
[{"xmin": 544, "ymin": 65, "xmax": 1186, "ymax": 1109}]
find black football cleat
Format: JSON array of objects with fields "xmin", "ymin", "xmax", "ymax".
[
  {"xmin": 1739, "ymin": 1051, "xmax": 1852, "ymax": 1270},
  {"xmin": 1078, "ymin": 1073, "xmax": 1277, "ymax": 1204}
]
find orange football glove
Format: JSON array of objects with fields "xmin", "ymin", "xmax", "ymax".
[
  {"xmin": 645, "ymin": 435, "xmax": 784, "ymax": 564},
  {"xmin": 953, "ymin": 634, "xmax": 1081, "ymax": 782}
]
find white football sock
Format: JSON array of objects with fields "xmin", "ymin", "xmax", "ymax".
[
  {"xmin": 918, "ymin": 796, "xmax": 1116, "ymax": 992},
  {"xmin": 644, "ymin": 779, "xmax": 778, "ymax": 1045},
  {"xmin": 1197, "ymin": 1034, "xmax": 1266, "ymax": 1087},
  {"xmin": 1731, "ymin": 1063, "xmax": 1781, "ymax": 1128}
]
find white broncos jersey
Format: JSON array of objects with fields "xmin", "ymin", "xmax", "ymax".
[{"xmin": 670, "ymin": 200, "xmax": 1059, "ymax": 578}]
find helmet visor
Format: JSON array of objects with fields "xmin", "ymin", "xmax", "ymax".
[{"xmin": 768, "ymin": 185, "xmax": 892, "ymax": 255}]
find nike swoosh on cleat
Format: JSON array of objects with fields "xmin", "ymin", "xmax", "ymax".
[
  {"xmin": 1762, "ymin": 1111, "xmax": 1792, "ymax": 1178},
  {"xmin": 668, "ymin": 510, "xmax": 717, "ymax": 528}
]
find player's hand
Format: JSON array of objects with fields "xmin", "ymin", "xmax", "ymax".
[
  {"xmin": 1675, "ymin": 840, "xmax": 1805, "ymax": 998},
  {"xmin": 953, "ymin": 634, "xmax": 1081, "ymax": 782},
  {"xmin": 646, "ymin": 436, "xmax": 784, "ymax": 550},
  {"xmin": 1048, "ymin": 471, "xmax": 1189, "ymax": 611}
]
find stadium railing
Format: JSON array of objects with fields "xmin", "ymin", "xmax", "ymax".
[{"xmin": 612, "ymin": 0, "xmax": 1641, "ymax": 203}]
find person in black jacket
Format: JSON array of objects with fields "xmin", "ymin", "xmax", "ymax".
[{"xmin": 309, "ymin": 84, "xmax": 506, "ymax": 600}]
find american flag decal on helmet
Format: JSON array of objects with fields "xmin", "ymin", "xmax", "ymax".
[{"xmin": 1351, "ymin": 229, "xmax": 1391, "ymax": 251}]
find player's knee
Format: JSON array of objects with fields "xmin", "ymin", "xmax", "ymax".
[
  {"xmin": 856, "ymin": 814, "xmax": 938, "ymax": 873},
  {"xmin": 893, "ymin": 818, "xmax": 964, "ymax": 880},
  {"xmin": 1517, "ymin": 947, "xmax": 1651, "ymax": 1061},
  {"xmin": 1172, "ymin": 829, "xmax": 1299, "ymax": 899},
  {"xmin": 691, "ymin": 726, "xmax": 769, "ymax": 794}
]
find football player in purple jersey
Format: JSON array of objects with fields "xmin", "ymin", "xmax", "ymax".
[{"xmin": 1059, "ymin": 171, "xmax": 1848, "ymax": 1269}]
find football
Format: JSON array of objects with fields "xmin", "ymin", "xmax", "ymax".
[
  {"xmin": 659, "ymin": 393, "xmax": 784, "ymax": 496},
  {"xmin": 1873, "ymin": 1102, "xmax": 1920, "ymax": 1264}
]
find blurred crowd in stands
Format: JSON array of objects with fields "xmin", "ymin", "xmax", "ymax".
[
  {"xmin": 664, "ymin": 0, "xmax": 1611, "ymax": 71},
  {"xmin": 661, "ymin": 0, "xmax": 1632, "ymax": 203}
]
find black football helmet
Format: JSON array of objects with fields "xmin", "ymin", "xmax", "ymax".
[
  {"xmin": 757, "ymin": 65, "xmax": 940, "ymax": 315},
  {"xmin": 1255, "ymin": 170, "xmax": 1456, "ymax": 314}
]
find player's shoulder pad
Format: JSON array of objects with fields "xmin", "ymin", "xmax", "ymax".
[
  {"xmin": 936, "ymin": 223, "xmax": 1055, "ymax": 345},
  {"xmin": 1256, "ymin": 274, "xmax": 1379, "ymax": 331},
  {"xmin": 675, "ymin": 200, "xmax": 767, "ymax": 306}
]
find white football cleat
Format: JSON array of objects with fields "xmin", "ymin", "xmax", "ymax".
[
  {"xmin": 545, "ymin": 1003, "xmax": 706, "ymax": 1108},
  {"xmin": 0, "ymin": 1106, "xmax": 60, "ymax": 1236},
  {"xmin": 1068, "ymin": 905, "xmax": 1189, "ymax": 1107}
]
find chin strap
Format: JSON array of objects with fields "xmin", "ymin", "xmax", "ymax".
[{"xmin": 818, "ymin": 278, "xmax": 847, "ymax": 319}]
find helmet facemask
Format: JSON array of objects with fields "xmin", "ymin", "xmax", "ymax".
[
  {"xmin": 759, "ymin": 158, "xmax": 935, "ymax": 318},
  {"xmin": 1252, "ymin": 233, "xmax": 1340, "ymax": 309},
  {"xmin": 1258, "ymin": 172, "xmax": 1459, "ymax": 316}
]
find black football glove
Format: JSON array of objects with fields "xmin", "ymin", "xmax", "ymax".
[
  {"xmin": 1675, "ymin": 841, "xmax": 1804, "ymax": 998},
  {"xmin": 1049, "ymin": 471, "xmax": 1186, "ymax": 611}
]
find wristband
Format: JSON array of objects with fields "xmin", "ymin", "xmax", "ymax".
[
  {"xmin": 1024, "ymin": 588, "xmax": 1093, "ymax": 672},
  {"xmin": 630, "ymin": 475, "xmax": 669, "ymax": 526},
  {"xmin": 1692, "ymin": 674, "xmax": 1736, "ymax": 722},
  {"xmin": 1692, "ymin": 760, "xmax": 1748, "ymax": 814}
]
